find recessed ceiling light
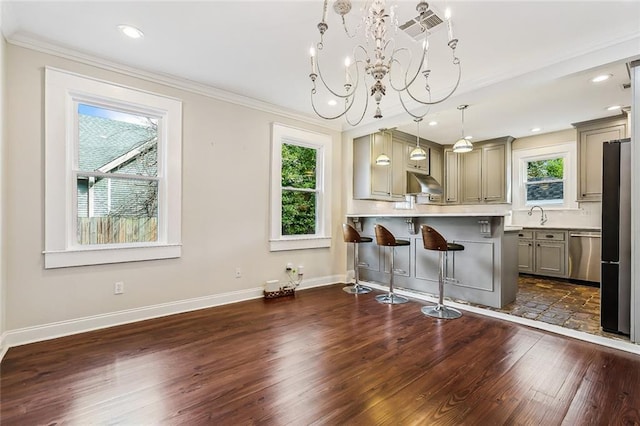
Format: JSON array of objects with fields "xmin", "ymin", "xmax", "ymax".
[
  {"xmin": 591, "ymin": 74, "xmax": 612, "ymax": 83},
  {"xmin": 531, "ymin": 127, "xmax": 541, "ymax": 132},
  {"xmin": 606, "ymin": 105, "xmax": 621, "ymax": 111},
  {"xmin": 428, "ymin": 121, "xmax": 438, "ymax": 126},
  {"xmin": 118, "ymin": 24, "xmax": 144, "ymax": 39},
  {"xmin": 327, "ymin": 99, "xmax": 337, "ymax": 106}
]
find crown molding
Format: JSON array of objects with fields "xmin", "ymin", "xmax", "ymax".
[{"xmin": 6, "ymin": 33, "xmax": 343, "ymax": 132}]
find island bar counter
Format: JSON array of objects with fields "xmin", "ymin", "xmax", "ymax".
[{"xmin": 346, "ymin": 213, "xmax": 519, "ymax": 309}]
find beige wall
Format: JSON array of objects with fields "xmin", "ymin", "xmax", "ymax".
[
  {"xmin": 0, "ymin": 19, "xmax": 6, "ymax": 346},
  {"xmin": 511, "ymin": 128, "xmax": 601, "ymax": 229},
  {"xmin": 4, "ymin": 44, "xmax": 345, "ymax": 330}
]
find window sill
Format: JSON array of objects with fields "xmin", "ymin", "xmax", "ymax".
[
  {"xmin": 270, "ymin": 237, "xmax": 331, "ymax": 252},
  {"xmin": 43, "ymin": 244, "xmax": 182, "ymax": 269}
]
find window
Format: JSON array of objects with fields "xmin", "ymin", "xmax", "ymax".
[
  {"xmin": 525, "ymin": 157, "xmax": 564, "ymax": 205},
  {"xmin": 513, "ymin": 142, "xmax": 577, "ymax": 210},
  {"xmin": 45, "ymin": 68, "xmax": 182, "ymax": 268},
  {"xmin": 270, "ymin": 123, "xmax": 331, "ymax": 251}
]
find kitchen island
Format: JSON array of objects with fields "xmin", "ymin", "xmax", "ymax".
[{"xmin": 347, "ymin": 213, "xmax": 519, "ymax": 308}]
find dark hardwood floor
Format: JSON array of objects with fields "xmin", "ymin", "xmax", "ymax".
[{"xmin": 2, "ymin": 284, "xmax": 640, "ymax": 425}]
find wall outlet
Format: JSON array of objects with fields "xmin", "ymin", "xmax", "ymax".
[
  {"xmin": 114, "ymin": 281, "xmax": 124, "ymax": 295},
  {"xmin": 235, "ymin": 267, "xmax": 242, "ymax": 278},
  {"xmin": 286, "ymin": 262, "xmax": 294, "ymax": 271},
  {"xmin": 297, "ymin": 265, "xmax": 304, "ymax": 275}
]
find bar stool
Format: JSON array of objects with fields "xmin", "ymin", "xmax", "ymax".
[
  {"xmin": 420, "ymin": 225, "xmax": 464, "ymax": 319},
  {"xmin": 374, "ymin": 224, "xmax": 410, "ymax": 304},
  {"xmin": 342, "ymin": 223, "xmax": 372, "ymax": 295}
]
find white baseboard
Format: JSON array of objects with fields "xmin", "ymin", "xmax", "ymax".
[{"xmin": 0, "ymin": 275, "xmax": 344, "ymax": 360}]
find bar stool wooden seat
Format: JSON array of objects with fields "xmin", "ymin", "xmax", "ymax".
[
  {"xmin": 374, "ymin": 224, "xmax": 410, "ymax": 304},
  {"xmin": 420, "ymin": 225, "xmax": 464, "ymax": 319},
  {"xmin": 342, "ymin": 224, "xmax": 373, "ymax": 294}
]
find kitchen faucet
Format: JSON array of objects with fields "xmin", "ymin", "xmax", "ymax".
[{"xmin": 528, "ymin": 205, "xmax": 548, "ymax": 225}]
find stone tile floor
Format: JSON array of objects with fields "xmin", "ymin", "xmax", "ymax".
[{"xmin": 468, "ymin": 274, "xmax": 628, "ymax": 341}]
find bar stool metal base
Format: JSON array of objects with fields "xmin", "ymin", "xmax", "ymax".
[
  {"xmin": 376, "ymin": 293, "xmax": 409, "ymax": 304},
  {"xmin": 342, "ymin": 284, "xmax": 372, "ymax": 294},
  {"xmin": 421, "ymin": 304, "xmax": 462, "ymax": 319}
]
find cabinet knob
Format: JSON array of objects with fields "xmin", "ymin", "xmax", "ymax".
[{"xmin": 529, "ymin": 243, "xmax": 532, "ymax": 246}]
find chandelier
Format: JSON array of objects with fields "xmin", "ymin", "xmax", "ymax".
[{"xmin": 309, "ymin": 0, "xmax": 461, "ymax": 126}]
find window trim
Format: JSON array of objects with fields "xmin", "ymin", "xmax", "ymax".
[
  {"xmin": 512, "ymin": 142, "xmax": 577, "ymax": 211},
  {"xmin": 44, "ymin": 67, "xmax": 182, "ymax": 268},
  {"xmin": 270, "ymin": 123, "xmax": 332, "ymax": 251}
]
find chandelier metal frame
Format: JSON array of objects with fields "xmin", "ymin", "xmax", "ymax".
[{"xmin": 309, "ymin": 0, "xmax": 462, "ymax": 126}]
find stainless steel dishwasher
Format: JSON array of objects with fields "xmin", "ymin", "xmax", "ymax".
[{"xmin": 568, "ymin": 231, "xmax": 601, "ymax": 283}]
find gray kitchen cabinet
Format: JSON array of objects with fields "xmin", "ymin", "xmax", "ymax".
[
  {"xmin": 447, "ymin": 137, "xmax": 512, "ymax": 204},
  {"xmin": 444, "ymin": 149, "xmax": 459, "ymax": 203},
  {"xmin": 517, "ymin": 229, "xmax": 568, "ymax": 278},
  {"xmin": 574, "ymin": 114, "xmax": 628, "ymax": 201},
  {"xmin": 482, "ymin": 143, "xmax": 507, "ymax": 202},
  {"xmin": 405, "ymin": 142, "xmax": 429, "ymax": 171},
  {"xmin": 353, "ymin": 131, "xmax": 405, "ymax": 201},
  {"xmin": 460, "ymin": 148, "xmax": 483, "ymax": 203},
  {"xmin": 517, "ymin": 230, "xmax": 534, "ymax": 273},
  {"xmin": 428, "ymin": 146, "xmax": 443, "ymax": 202}
]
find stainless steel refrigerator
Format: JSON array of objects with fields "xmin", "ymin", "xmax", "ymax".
[{"xmin": 601, "ymin": 138, "xmax": 631, "ymax": 335}]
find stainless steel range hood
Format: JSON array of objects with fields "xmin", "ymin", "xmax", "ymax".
[{"xmin": 407, "ymin": 171, "xmax": 443, "ymax": 195}]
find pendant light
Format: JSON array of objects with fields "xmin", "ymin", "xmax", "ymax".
[
  {"xmin": 452, "ymin": 104, "xmax": 473, "ymax": 153},
  {"xmin": 409, "ymin": 118, "xmax": 427, "ymax": 161},
  {"xmin": 375, "ymin": 153, "xmax": 391, "ymax": 165}
]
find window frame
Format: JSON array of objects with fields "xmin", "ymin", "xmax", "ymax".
[
  {"xmin": 44, "ymin": 67, "xmax": 182, "ymax": 268},
  {"xmin": 512, "ymin": 142, "xmax": 578, "ymax": 211},
  {"xmin": 270, "ymin": 123, "xmax": 332, "ymax": 251}
]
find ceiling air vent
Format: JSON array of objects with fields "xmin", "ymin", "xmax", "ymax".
[{"xmin": 399, "ymin": 7, "xmax": 444, "ymax": 40}]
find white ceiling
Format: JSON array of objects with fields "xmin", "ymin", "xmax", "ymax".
[{"xmin": 2, "ymin": 1, "xmax": 639, "ymax": 144}]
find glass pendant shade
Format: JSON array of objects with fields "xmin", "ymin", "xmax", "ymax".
[
  {"xmin": 375, "ymin": 154, "xmax": 391, "ymax": 165},
  {"xmin": 452, "ymin": 138, "xmax": 473, "ymax": 153},
  {"xmin": 409, "ymin": 147, "xmax": 427, "ymax": 161},
  {"xmin": 453, "ymin": 104, "xmax": 472, "ymax": 153}
]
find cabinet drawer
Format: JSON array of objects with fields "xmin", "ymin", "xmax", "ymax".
[
  {"xmin": 517, "ymin": 230, "xmax": 533, "ymax": 239},
  {"xmin": 535, "ymin": 231, "xmax": 566, "ymax": 241}
]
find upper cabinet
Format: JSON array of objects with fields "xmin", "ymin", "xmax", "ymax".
[
  {"xmin": 353, "ymin": 129, "xmax": 444, "ymax": 202},
  {"xmin": 353, "ymin": 131, "xmax": 406, "ymax": 201},
  {"xmin": 574, "ymin": 114, "xmax": 628, "ymax": 202},
  {"xmin": 445, "ymin": 137, "xmax": 513, "ymax": 204}
]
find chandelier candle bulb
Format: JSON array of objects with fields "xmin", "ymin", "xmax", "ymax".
[
  {"xmin": 445, "ymin": 8, "xmax": 454, "ymax": 41},
  {"xmin": 345, "ymin": 57, "xmax": 351, "ymax": 84},
  {"xmin": 310, "ymin": 47, "xmax": 317, "ymax": 75}
]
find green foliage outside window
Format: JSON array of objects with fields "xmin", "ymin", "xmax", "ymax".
[
  {"xmin": 281, "ymin": 143, "xmax": 317, "ymax": 235},
  {"xmin": 527, "ymin": 158, "xmax": 564, "ymax": 180}
]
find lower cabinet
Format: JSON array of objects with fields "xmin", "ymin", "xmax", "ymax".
[
  {"xmin": 357, "ymin": 234, "xmax": 410, "ymax": 277},
  {"xmin": 518, "ymin": 229, "xmax": 568, "ymax": 278}
]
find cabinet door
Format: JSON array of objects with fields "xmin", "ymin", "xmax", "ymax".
[
  {"xmin": 406, "ymin": 143, "xmax": 429, "ymax": 171},
  {"xmin": 370, "ymin": 132, "xmax": 391, "ymax": 197},
  {"xmin": 578, "ymin": 122, "xmax": 627, "ymax": 201},
  {"xmin": 429, "ymin": 147, "xmax": 443, "ymax": 202},
  {"xmin": 357, "ymin": 238, "xmax": 381, "ymax": 272},
  {"xmin": 482, "ymin": 144, "xmax": 506, "ymax": 202},
  {"xmin": 391, "ymin": 139, "xmax": 407, "ymax": 199},
  {"xmin": 518, "ymin": 239, "xmax": 534, "ymax": 273},
  {"xmin": 449, "ymin": 240, "xmax": 494, "ymax": 292},
  {"xmin": 460, "ymin": 149, "xmax": 483, "ymax": 203},
  {"xmin": 535, "ymin": 241, "xmax": 566, "ymax": 277},
  {"xmin": 382, "ymin": 244, "xmax": 410, "ymax": 277},
  {"xmin": 444, "ymin": 150, "xmax": 459, "ymax": 203}
]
